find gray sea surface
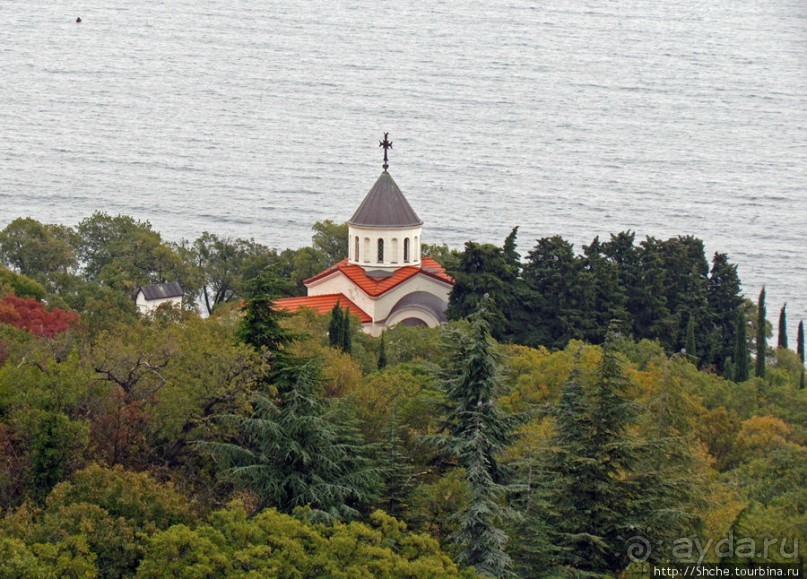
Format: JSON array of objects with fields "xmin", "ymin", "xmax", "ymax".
[{"xmin": 1, "ymin": 1, "xmax": 806, "ymax": 331}]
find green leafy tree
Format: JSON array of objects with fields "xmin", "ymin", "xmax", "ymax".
[
  {"xmin": 436, "ymin": 305, "xmax": 524, "ymax": 576},
  {"xmin": 777, "ymin": 304, "xmax": 788, "ymax": 349},
  {"xmin": 756, "ymin": 287, "xmax": 767, "ymax": 378},
  {"xmin": 27, "ymin": 412, "xmax": 89, "ymax": 503},
  {"xmin": 311, "ymin": 220, "xmax": 348, "ymax": 265},
  {"xmin": 76, "ymin": 212, "xmax": 195, "ymax": 294},
  {"xmin": 0, "ymin": 218, "xmax": 80, "ymax": 294},
  {"xmin": 180, "ymin": 232, "xmax": 274, "ymax": 315},
  {"xmin": 138, "ymin": 505, "xmax": 462, "ymax": 577}
]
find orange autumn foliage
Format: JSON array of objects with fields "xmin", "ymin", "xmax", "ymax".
[{"xmin": 0, "ymin": 294, "xmax": 79, "ymax": 337}]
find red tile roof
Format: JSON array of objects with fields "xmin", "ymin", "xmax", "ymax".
[
  {"xmin": 274, "ymin": 293, "xmax": 372, "ymax": 323},
  {"xmin": 304, "ymin": 257, "xmax": 453, "ymax": 297}
]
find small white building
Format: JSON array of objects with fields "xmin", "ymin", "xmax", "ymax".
[
  {"xmin": 134, "ymin": 282, "xmax": 183, "ymax": 315},
  {"xmin": 275, "ymin": 149, "xmax": 454, "ymax": 336}
]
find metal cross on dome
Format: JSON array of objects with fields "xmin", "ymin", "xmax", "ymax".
[{"xmin": 379, "ymin": 132, "xmax": 393, "ymax": 171}]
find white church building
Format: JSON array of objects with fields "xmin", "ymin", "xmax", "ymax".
[{"xmin": 275, "ymin": 136, "xmax": 454, "ymax": 336}]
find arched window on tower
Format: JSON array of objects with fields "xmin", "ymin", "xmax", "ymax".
[
  {"xmin": 414, "ymin": 236, "xmax": 419, "ymax": 262},
  {"xmin": 363, "ymin": 238, "xmax": 370, "ymax": 263},
  {"xmin": 377, "ymin": 238, "xmax": 384, "ymax": 263},
  {"xmin": 354, "ymin": 236, "xmax": 360, "ymax": 261},
  {"xmin": 391, "ymin": 238, "xmax": 399, "ymax": 263},
  {"xmin": 403, "ymin": 238, "xmax": 410, "ymax": 263}
]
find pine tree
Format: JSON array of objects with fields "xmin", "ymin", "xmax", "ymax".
[
  {"xmin": 436, "ymin": 304, "xmax": 524, "ymax": 576},
  {"xmin": 735, "ymin": 309, "xmax": 750, "ymax": 382},
  {"xmin": 377, "ymin": 332, "xmax": 387, "ymax": 370},
  {"xmin": 328, "ymin": 302, "xmax": 343, "ymax": 349},
  {"xmin": 777, "ymin": 304, "xmax": 788, "ymax": 349},
  {"xmin": 756, "ymin": 287, "xmax": 766, "ymax": 378},
  {"xmin": 204, "ymin": 361, "xmax": 381, "ymax": 521},
  {"xmin": 238, "ymin": 270, "xmax": 295, "ymax": 382}
]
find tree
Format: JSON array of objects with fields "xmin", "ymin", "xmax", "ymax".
[
  {"xmin": 514, "ymin": 235, "xmax": 586, "ymax": 349},
  {"xmin": 0, "ymin": 295, "xmax": 79, "ymax": 338},
  {"xmin": 756, "ymin": 288, "xmax": 767, "ymax": 378},
  {"xmin": 798, "ymin": 321, "xmax": 805, "ymax": 389},
  {"xmin": 27, "ymin": 412, "xmax": 89, "ymax": 502},
  {"xmin": 446, "ymin": 242, "xmax": 512, "ymax": 340},
  {"xmin": 0, "ymin": 218, "xmax": 79, "ymax": 293},
  {"xmin": 435, "ymin": 304, "xmax": 524, "ymax": 576},
  {"xmin": 685, "ymin": 311, "xmax": 697, "ymax": 359},
  {"xmin": 311, "ymin": 220, "xmax": 348, "ymax": 265},
  {"xmin": 181, "ymin": 232, "xmax": 274, "ymax": 315},
  {"xmin": 138, "ymin": 505, "xmax": 462, "ymax": 577},
  {"xmin": 778, "ymin": 304, "xmax": 788, "ymax": 349},
  {"xmin": 203, "ymin": 362, "xmax": 381, "ymax": 521},
  {"xmin": 237, "ymin": 271, "xmax": 294, "ymax": 374},
  {"xmin": 328, "ymin": 302, "xmax": 344, "ymax": 350},
  {"xmin": 76, "ymin": 212, "xmax": 194, "ymax": 293},
  {"xmin": 735, "ymin": 309, "xmax": 750, "ymax": 382},
  {"xmin": 706, "ymin": 252, "xmax": 743, "ymax": 371},
  {"xmin": 377, "ymin": 332, "xmax": 387, "ymax": 370}
]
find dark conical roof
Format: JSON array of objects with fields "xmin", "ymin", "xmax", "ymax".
[{"xmin": 348, "ymin": 171, "xmax": 423, "ymax": 227}]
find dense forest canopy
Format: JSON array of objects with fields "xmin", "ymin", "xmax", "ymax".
[{"xmin": 0, "ymin": 215, "xmax": 804, "ymax": 576}]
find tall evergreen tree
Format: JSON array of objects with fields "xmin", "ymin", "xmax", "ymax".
[
  {"xmin": 542, "ymin": 326, "xmax": 641, "ymax": 573},
  {"xmin": 436, "ymin": 304, "xmax": 524, "ymax": 576},
  {"xmin": 377, "ymin": 332, "xmax": 387, "ymax": 370},
  {"xmin": 706, "ymin": 252, "xmax": 743, "ymax": 371},
  {"xmin": 756, "ymin": 287, "xmax": 767, "ymax": 378},
  {"xmin": 204, "ymin": 362, "xmax": 381, "ymax": 521},
  {"xmin": 328, "ymin": 302, "xmax": 343, "ymax": 349},
  {"xmin": 777, "ymin": 304, "xmax": 788, "ymax": 349},
  {"xmin": 340, "ymin": 306, "xmax": 352, "ymax": 354},
  {"xmin": 798, "ymin": 321, "xmax": 805, "ymax": 389},
  {"xmin": 735, "ymin": 309, "xmax": 750, "ymax": 382},
  {"xmin": 685, "ymin": 312, "xmax": 697, "ymax": 359},
  {"xmin": 238, "ymin": 270, "xmax": 295, "ymax": 382},
  {"xmin": 446, "ymin": 241, "xmax": 512, "ymax": 340}
]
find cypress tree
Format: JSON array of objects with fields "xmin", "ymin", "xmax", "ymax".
[
  {"xmin": 685, "ymin": 312, "xmax": 697, "ymax": 358},
  {"xmin": 778, "ymin": 304, "xmax": 788, "ymax": 349},
  {"xmin": 340, "ymin": 306, "xmax": 352, "ymax": 354},
  {"xmin": 756, "ymin": 287, "xmax": 766, "ymax": 378},
  {"xmin": 735, "ymin": 309, "xmax": 749, "ymax": 382},
  {"xmin": 377, "ymin": 332, "xmax": 387, "ymax": 370},
  {"xmin": 798, "ymin": 321, "xmax": 805, "ymax": 389},
  {"xmin": 436, "ymin": 304, "xmax": 524, "ymax": 576},
  {"xmin": 328, "ymin": 302, "xmax": 343, "ymax": 349}
]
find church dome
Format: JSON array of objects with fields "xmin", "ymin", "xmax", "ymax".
[{"xmin": 348, "ymin": 171, "xmax": 423, "ymax": 228}]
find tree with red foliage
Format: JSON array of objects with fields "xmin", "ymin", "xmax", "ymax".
[{"xmin": 0, "ymin": 294, "xmax": 79, "ymax": 337}]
